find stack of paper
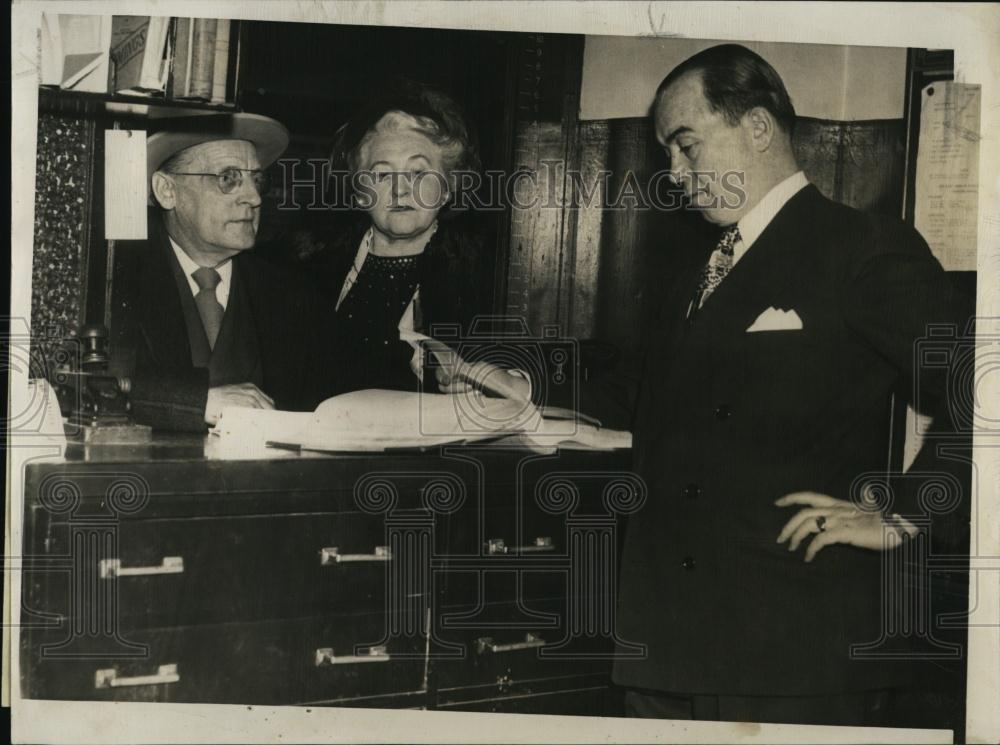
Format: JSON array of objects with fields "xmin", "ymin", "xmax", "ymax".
[{"xmin": 212, "ymin": 389, "xmax": 631, "ymax": 455}]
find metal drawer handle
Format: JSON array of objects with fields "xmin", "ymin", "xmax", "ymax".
[
  {"xmin": 315, "ymin": 645, "xmax": 390, "ymax": 666},
  {"xmin": 485, "ymin": 537, "xmax": 554, "ymax": 555},
  {"xmin": 95, "ymin": 663, "xmax": 179, "ymax": 689},
  {"xmin": 319, "ymin": 546, "xmax": 392, "ymax": 565},
  {"xmin": 99, "ymin": 556, "xmax": 184, "ymax": 579},
  {"xmin": 476, "ymin": 633, "xmax": 547, "ymax": 654}
]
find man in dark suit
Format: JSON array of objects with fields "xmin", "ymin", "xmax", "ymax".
[
  {"xmin": 110, "ymin": 114, "xmax": 339, "ymax": 431},
  {"xmin": 612, "ymin": 44, "xmax": 970, "ymax": 726}
]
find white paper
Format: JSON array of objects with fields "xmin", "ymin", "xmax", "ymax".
[
  {"xmin": 20, "ymin": 379, "xmax": 67, "ymax": 458},
  {"xmin": 902, "ymin": 404, "xmax": 934, "ymax": 473},
  {"xmin": 44, "ymin": 14, "xmax": 112, "ymax": 92},
  {"xmin": 105, "ymin": 129, "xmax": 148, "ymax": 240},
  {"xmin": 210, "ymin": 407, "xmax": 313, "ymax": 458},
  {"xmin": 914, "ymin": 82, "xmax": 981, "ymax": 271}
]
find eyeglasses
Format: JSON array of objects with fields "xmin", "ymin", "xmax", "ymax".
[{"xmin": 168, "ymin": 168, "xmax": 270, "ymax": 195}]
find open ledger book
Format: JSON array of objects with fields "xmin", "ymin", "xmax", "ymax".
[{"xmin": 212, "ymin": 388, "xmax": 631, "ymax": 456}]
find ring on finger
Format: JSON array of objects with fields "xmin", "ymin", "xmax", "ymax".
[{"xmin": 816, "ymin": 515, "xmax": 827, "ymax": 532}]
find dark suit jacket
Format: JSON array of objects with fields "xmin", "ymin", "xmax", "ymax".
[
  {"xmin": 302, "ymin": 217, "xmax": 488, "ymax": 392},
  {"xmin": 612, "ymin": 185, "xmax": 971, "ymax": 697},
  {"xmin": 110, "ymin": 212, "xmax": 342, "ymax": 431}
]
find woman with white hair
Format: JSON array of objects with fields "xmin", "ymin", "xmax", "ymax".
[{"xmin": 310, "ymin": 82, "xmax": 527, "ymax": 400}]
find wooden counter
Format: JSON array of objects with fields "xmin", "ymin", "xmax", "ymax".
[{"xmin": 19, "ymin": 436, "xmax": 639, "ymax": 714}]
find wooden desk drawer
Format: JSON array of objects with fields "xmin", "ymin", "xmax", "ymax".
[
  {"xmin": 439, "ymin": 507, "xmax": 625, "ymax": 606},
  {"xmin": 441, "ymin": 565, "xmax": 568, "ymax": 607},
  {"xmin": 430, "ymin": 600, "xmax": 612, "ymax": 691},
  {"xmin": 32, "ymin": 511, "xmax": 434, "ymax": 628},
  {"xmin": 21, "ymin": 613, "xmax": 425, "ymax": 705},
  {"xmin": 438, "ymin": 465, "xmax": 632, "ymax": 605}
]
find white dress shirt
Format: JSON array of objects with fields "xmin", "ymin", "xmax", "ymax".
[
  {"xmin": 170, "ymin": 237, "xmax": 233, "ymax": 309},
  {"xmin": 731, "ymin": 170, "xmax": 809, "ymax": 267}
]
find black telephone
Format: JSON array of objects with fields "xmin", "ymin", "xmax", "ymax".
[{"xmin": 53, "ymin": 324, "xmax": 150, "ymax": 441}]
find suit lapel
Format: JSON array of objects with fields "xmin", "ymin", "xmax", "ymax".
[
  {"xmin": 684, "ymin": 184, "xmax": 820, "ymax": 337},
  {"xmin": 233, "ymin": 253, "xmax": 263, "ymax": 337},
  {"xmin": 642, "ymin": 223, "xmax": 716, "ymax": 358},
  {"xmin": 211, "ymin": 260, "xmax": 264, "ymax": 386},
  {"xmin": 136, "ymin": 216, "xmax": 198, "ymax": 369},
  {"xmin": 634, "ymin": 238, "xmax": 711, "ymax": 422},
  {"xmin": 210, "ymin": 267, "xmax": 240, "ymax": 368}
]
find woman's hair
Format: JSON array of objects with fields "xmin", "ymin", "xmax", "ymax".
[{"xmin": 330, "ymin": 80, "xmax": 481, "ymax": 179}]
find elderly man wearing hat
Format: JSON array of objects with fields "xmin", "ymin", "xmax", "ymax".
[{"xmin": 109, "ymin": 113, "xmax": 339, "ymax": 430}]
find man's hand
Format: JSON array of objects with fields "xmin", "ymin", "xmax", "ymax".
[
  {"xmin": 204, "ymin": 383, "xmax": 275, "ymax": 425},
  {"xmin": 775, "ymin": 492, "xmax": 917, "ymax": 562}
]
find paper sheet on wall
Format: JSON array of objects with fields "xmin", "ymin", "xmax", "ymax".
[
  {"xmin": 914, "ymin": 82, "xmax": 980, "ymax": 271},
  {"xmin": 903, "ymin": 405, "xmax": 934, "ymax": 473},
  {"xmin": 105, "ymin": 129, "xmax": 148, "ymax": 240}
]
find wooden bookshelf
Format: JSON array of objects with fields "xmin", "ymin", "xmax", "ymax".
[
  {"xmin": 39, "ymin": 18, "xmax": 243, "ymax": 119},
  {"xmin": 38, "ymin": 86, "xmax": 239, "ymax": 118}
]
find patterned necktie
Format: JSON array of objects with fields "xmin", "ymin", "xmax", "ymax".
[
  {"xmin": 689, "ymin": 225, "xmax": 741, "ymax": 317},
  {"xmin": 192, "ymin": 266, "xmax": 224, "ymax": 349}
]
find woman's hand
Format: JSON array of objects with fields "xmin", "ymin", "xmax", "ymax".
[
  {"xmin": 775, "ymin": 492, "xmax": 917, "ymax": 562},
  {"xmin": 435, "ymin": 358, "xmax": 531, "ymax": 402},
  {"xmin": 435, "ymin": 363, "xmax": 474, "ymax": 394}
]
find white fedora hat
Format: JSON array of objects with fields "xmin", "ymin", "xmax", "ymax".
[{"xmin": 147, "ymin": 112, "xmax": 290, "ymax": 187}]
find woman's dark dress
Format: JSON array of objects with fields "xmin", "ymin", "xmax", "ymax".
[
  {"xmin": 300, "ymin": 218, "xmax": 489, "ymax": 394},
  {"xmin": 335, "ymin": 252, "xmax": 422, "ymax": 391}
]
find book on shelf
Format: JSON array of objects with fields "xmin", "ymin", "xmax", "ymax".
[
  {"xmin": 109, "ymin": 16, "xmax": 170, "ymax": 95},
  {"xmin": 185, "ymin": 18, "xmax": 217, "ymax": 101},
  {"xmin": 211, "ymin": 20, "xmax": 232, "ymax": 104},
  {"xmin": 173, "ymin": 18, "xmax": 232, "ymax": 103},
  {"xmin": 171, "ymin": 18, "xmax": 193, "ymax": 97}
]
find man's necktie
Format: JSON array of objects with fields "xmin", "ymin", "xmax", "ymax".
[
  {"xmin": 192, "ymin": 266, "xmax": 224, "ymax": 349},
  {"xmin": 688, "ymin": 224, "xmax": 741, "ymax": 318}
]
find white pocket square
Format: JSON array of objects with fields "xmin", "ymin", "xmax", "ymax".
[{"xmin": 746, "ymin": 307, "xmax": 803, "ymax": 332}]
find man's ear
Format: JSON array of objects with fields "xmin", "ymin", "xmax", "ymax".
[
  {"xmin": 150, "ymin": 171, "xmax": 177, "ymax": 209},
  {"xmin": 745, "ymin": 106, "xmax": 776, "ymax": 152}
]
